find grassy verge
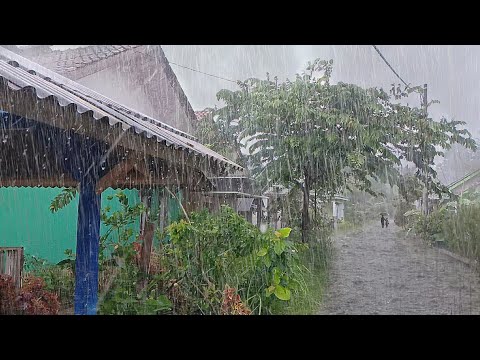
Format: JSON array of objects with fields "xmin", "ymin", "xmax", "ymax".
[
  {"xmin": 281, "ymin": 240, "xmax": 332, "ymax": 315},
  {"xmin": 335, "ymin": 219, "xmax": 374, "ymax": 235},
  {"xmin": 335, "ymin": 221, "xmax": 355, "ymax": 234}
]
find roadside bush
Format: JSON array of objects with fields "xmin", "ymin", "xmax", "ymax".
[
  {"xmin": 158, "ymin": 206, "xmax": 307, "ymax": 315},
  {"xmin": 408, "ymin": 208, "xmax": 447, "ymax": 244}
]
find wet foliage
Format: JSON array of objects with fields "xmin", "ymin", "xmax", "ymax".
[
  {"xmin": 160, "ymin": 206, "xmax": 307, "ymax": 314},
  {"xmin": 0, "ymin": 274, "xmax": 60, "ymax": 315},
  {"xmin": 4, "ymin": 45, "xmax": 480, "ymax": 315},
  {"xmin": 210, "ymin": 58, "xmax": 476, "ymax": 241}
]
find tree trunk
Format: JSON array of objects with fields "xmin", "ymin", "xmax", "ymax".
[
  {"xmin": 140, "ymin": 222, "xmax": 155, "ymax": 274},
  {"xmin": 422, "ymin": 186, "xmax": 429, "ymax": 216},
  {"xmin": 301, "ymin": 172, "xmax": 311, "ymax": 243},
  {"xmin": 138, "ymin": 190, "xmax": 154, "ymax": 276}
]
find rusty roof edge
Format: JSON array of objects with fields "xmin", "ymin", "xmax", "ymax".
[
  {"xmin": 31, "ymin": 45, "xmax": 199, "ymax": 139},
  {"xmin": 0, "ymin": 47, "xmax": 242, "ymax": 171},
  {"xmin": 0, "ymin": 79, "xmax": 242, "ymax": 172},
  {"xmin": 0, "ymin": 46, "xmax": 197, "ymax": 141}
]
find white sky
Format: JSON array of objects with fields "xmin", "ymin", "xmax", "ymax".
[{"xmin": 36, "ymin": 45, "xmax": 480, "ymax": 139}]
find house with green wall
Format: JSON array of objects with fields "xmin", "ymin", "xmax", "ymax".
[
  {"xmin": 0, "ymin": 187, "xmax": 184, "ymax": 264},
  {"xmin": 0, "ymin": 46, "xmax": 241, "ymax": 314},
  {"xmin": 0, "ymin": 45, "xmax": 200, "ymax": 264}
]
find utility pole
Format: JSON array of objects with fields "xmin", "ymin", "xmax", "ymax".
[{"xmin": 422, "ymin": 83, "xmax": 429, "ymax": 216}]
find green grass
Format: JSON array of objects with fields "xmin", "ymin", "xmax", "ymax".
[
  {"xmin": 280, "ymin": 241, "xmax": 331, "ymax": 315},
  {"xmin": 335, "ymin": 220, "xmax": 355, "ymax": 234}
]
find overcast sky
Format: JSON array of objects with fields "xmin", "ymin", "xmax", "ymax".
[{"xmin": 50, "ymin": 45, "xmax": 480, "ymax": 137}]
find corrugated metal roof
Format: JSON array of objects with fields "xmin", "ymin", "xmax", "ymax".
[
  {"xmin": 0, "ymin": 47, "xmax": 242, "ymax": 171},
  {"xmin": 448, "ymin": 168, "xmax": 480, "ymax": 190},
  {"xmin": 206, "ymin": 191, "xmax": 268, "ymax": 199}
]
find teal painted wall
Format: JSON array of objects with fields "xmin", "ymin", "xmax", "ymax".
[
  {"xmin": 168, "ymin": 190, "xmax": 183, "ymax": 223},
  {"xmin": 0, "ymin": 187, "xmax": 185, "ymax": 264},
  {"xmin": 0, "ymin": 187, "xmax": 141, "ymax": 264}
]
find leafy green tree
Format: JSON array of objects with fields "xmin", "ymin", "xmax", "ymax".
[
  {"xmin": 195, "ymin": 101, "xmax": 249, "ymax": 168},
  {"xmin": 215, "ymin": 59, "xmax": 476, "ymax": 242},
  {"xmin": 397, "ymin": 174, "xmax": 423, "ymax": 205}
]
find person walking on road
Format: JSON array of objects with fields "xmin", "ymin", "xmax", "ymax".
[{"xmin": 381, "ymin": 214, "xmax": 385, "ymax": 228}]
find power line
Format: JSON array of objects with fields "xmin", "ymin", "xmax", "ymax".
[
  {"xmin": 168, "ymin": 61, "xmax": 238, "ymax": 83},
  {"xmin": 372, "ymin": 45, "xmax": 410, "ymax": 89}
]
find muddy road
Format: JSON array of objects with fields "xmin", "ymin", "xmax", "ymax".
[{"xmin": 319, "ymin": 224, "xmax": 480, "ymax": 314}]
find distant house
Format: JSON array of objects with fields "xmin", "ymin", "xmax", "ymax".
[
  {"xmin": 206, "ymin": 176, "xmax": 268, "ymax": 228},
  {"xmin": 262, "ymin": 184, "xmax": 348, "ymax": 229},
  {"xmin": 414, "ymin": 168, "xmax": 480, "ymax": 213},
  {"xmin": 19, "ymin": 45, "xmax": 198, "ymax": 135},
  {"xmin": 448, "ymin": 168, "xmax": 480, "ymax": 196},
  {"xmin": 193, "ymin": 109, "xmax": 269, "ymax": 227},
  {"xmin": 0, "ymin": 46, "xmax": 240, "ymax": 313},
  {"xmin": 263, "ymin": 185, "xmax": 289, "ymax": 229},
  {"xmin": 0, "ymin": 45, "xmax": 239, "ymax": 263}
]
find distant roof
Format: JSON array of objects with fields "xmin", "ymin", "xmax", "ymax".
[
  {"xmin": 27, "ymin": 45, "xmax": 198, "ymax": 130},
  {"xmin": 208, "ymin": 176, "xmax": 250, "ymax": 179},
  {"xmin": 195, "ymin": 110, "xmax": 212, "ymax": 121},
  {"xmin": 30, "ymin": 45, "xmax": 142, "ymax": 76},
  {"xmin": 206, "ymin": 191, "xmax": 268, "ymax": 199},
  {"xmin": 0, "ymin": 47, "xmax": 241, "ymax": 171},
  {"xmin": 448, "ymin": 168, "xmax": 480, "ymax": 191}
]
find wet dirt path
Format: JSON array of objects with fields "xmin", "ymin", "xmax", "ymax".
[{"xmin": 319, "ymin": 224, "xmax": 480, "ymax": 314}]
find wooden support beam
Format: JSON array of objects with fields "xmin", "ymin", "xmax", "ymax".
[
  {"xmin": 95, "ymin": 157, "xmax": 140, "ymax": 193},
  {"xmin": 0, "ymin": 176, "xmax": 78, "ymax": 188},
  {"xmin": 256, "ymin": 198, "xmax": 262, "ymax": 228},
  {"xmin": 95, "ymin": 154, "xmax": 212, "ymax": 194}
]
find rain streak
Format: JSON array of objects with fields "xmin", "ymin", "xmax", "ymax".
[{"xmin": 0, "ymin": 45, "xmax": 479, "ymax": 315}]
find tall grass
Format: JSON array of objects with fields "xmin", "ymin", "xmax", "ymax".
[
  {"xmin": 281, "ymin": 239, "xmax": 333, "ymax": 315},
  {"xmin": 443, "ymin": 204, "xmax": 480, "ymax": 263}
]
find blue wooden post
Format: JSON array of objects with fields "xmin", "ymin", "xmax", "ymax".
[{"xmin": 74, "ymin": 180, "xmax": 101, "ymax": 315}]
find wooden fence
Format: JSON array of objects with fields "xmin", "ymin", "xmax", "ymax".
[{"xmin": 0, "ymin": 247, "xmax": 24, "ymax": 288}]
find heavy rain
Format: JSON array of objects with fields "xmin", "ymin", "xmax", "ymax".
[{"xmin": 1, "ymin": 45, "xmax": 480, "ymax": 315}]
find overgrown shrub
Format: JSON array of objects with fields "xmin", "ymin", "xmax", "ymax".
[
  {"xmin": 0, "ymin": 274, "xmax": 60, "ymax": 315},
  {"xmin": 0, "ymin": 275, "xmax": 17, "ymax": 315},
  {"xmin": 24, "ymin": 253, "xmax": 75, "ymax": 309},
  {"xmin": 98, "ymin": 192, "xmax": 172, "ymax": 315},
  {"xmin": 158, "ymin": 206, "xmax": 307, "ymax": 315},
  {"xmin": 411, "ymin": 208, "xmax": 447, "ymax": 244},
  {"xmin": 17, "ymin": 276, "xmax": 60, "ymax": 315},
  {"xmin": 39, "ymin": 190, "xmax": 330, "ymax": 315},
  {"xmin": 404, "ymin": 202, "xmax": 480, "ymax": 264}
]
